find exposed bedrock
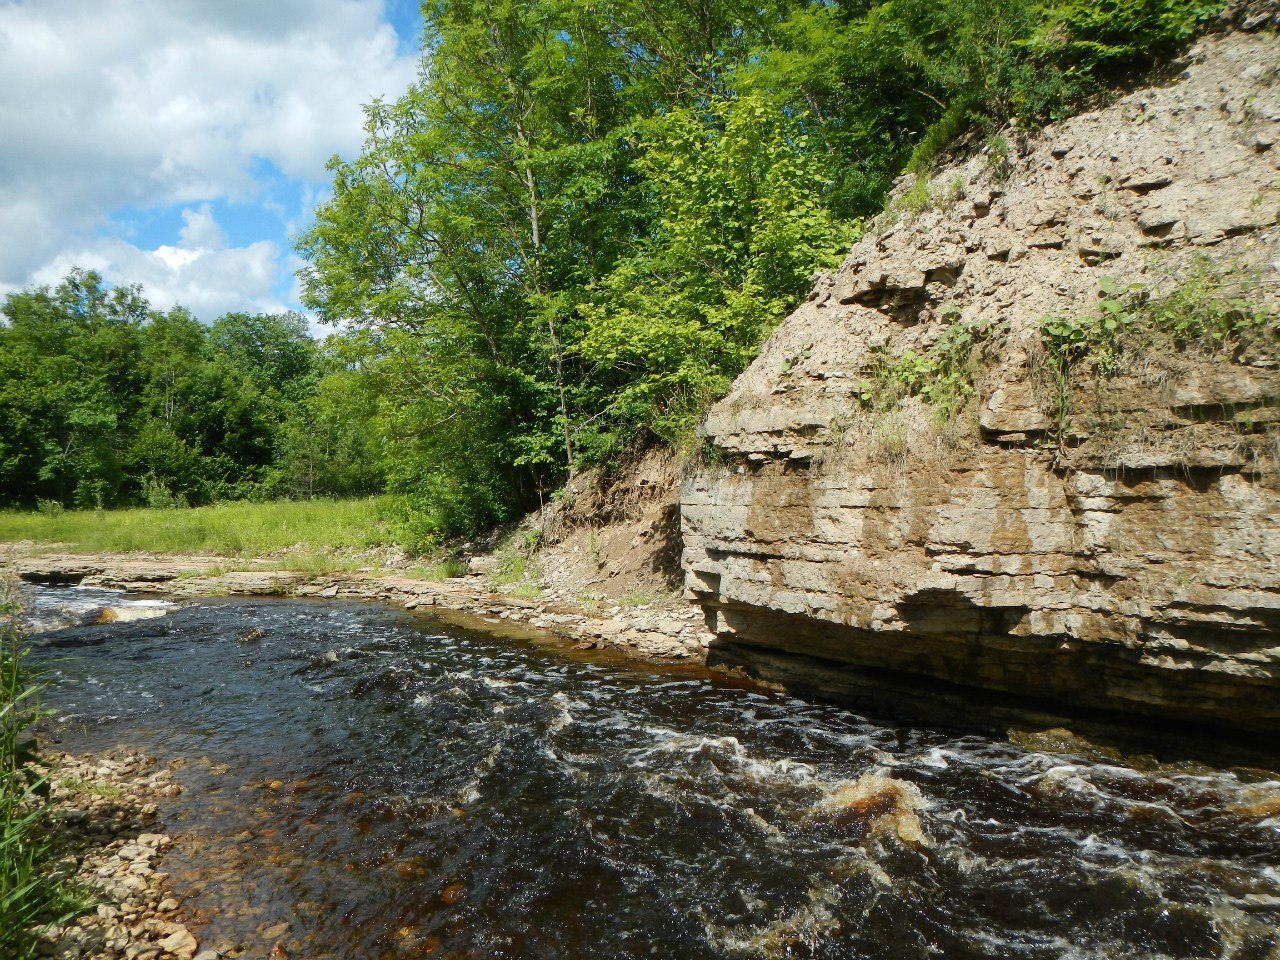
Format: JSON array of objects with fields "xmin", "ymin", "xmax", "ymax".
[{"xmin": 682, "ymin": 28, "xmax": 1280, "ymax": 734}]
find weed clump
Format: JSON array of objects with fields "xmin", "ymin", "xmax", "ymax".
[
  {"xmin": 1039, "ymin": 264, "xmax": 1279, "ymax": 441},
  {"xmin": 1, "ymin": 581, "xmax": 87, "ymax": 958},
  {"xmin": 487, "ymin": 529, "xmax": 544, "ymax": 595},
  {"xmin": 860, "ymin": 317, "xmax": 998, "ymax": 428}
]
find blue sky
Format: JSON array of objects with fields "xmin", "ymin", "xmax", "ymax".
[{"xmin": 0, "ymin": 0, "xmax": 425, "ymax": 323}]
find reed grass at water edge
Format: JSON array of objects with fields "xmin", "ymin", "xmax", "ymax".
[{"xmin": 0, "ymin": 576, "xmax": 86, "ymax": 959}]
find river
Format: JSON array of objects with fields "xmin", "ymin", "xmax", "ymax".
[{"xmin": 24, "ymin": 585, "xmax": 1280, "ymax": 960}]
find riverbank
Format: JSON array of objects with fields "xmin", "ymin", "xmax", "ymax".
[
  {"xmin": 4, "ymin": 548, "xmax": 713, "ymax": 663},
  {"xmin": 34, "ymin": 750, "xmax": 201, "ymax": 960}
]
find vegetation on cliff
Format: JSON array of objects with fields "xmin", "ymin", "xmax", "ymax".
[{"xmin": 298, "ymin": 0, "xmax": 1221, "ymax": 543}]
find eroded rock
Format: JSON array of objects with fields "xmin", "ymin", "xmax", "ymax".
[{"xmin": 683, "ymin": 28, "xmax": 1280, "ymax": 735}]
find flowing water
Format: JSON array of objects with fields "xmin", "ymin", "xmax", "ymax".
[{"xmin": 24, "ymin": 586, "xmax": 1280, "ymax": 960}]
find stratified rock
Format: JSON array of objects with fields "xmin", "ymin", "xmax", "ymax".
[{"xmin": 683, "ymin": 29, "xmax": 1280, "ymax": 734}]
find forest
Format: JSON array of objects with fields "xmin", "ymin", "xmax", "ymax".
[{"xmin": 0, "ymin": 0, "xmax": 1221, "ymax": 546}]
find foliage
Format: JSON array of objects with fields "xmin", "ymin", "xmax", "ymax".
[
  {"xmin": 1039, "ymin": 268, "xmax": 1279, "ymax": 437},
  {"xmin": 2, "ymin": 2, "xmax": 1225, "ymax": 542},
  {"xmin": 1142, "ymin": 266, "xmax": 1277, "ymax": 350},
  {"xmin": 294, "ymin": 0, "xmax": 1218, "ymax": 538},
  {"xmin": 618, "ymin": 590, "xmax": 661, "ymax": 608},
  {"xmin": 0, "ymin": 581, "xmax": 85, "ymax": 958},
  {"xmin": 1026, "ymin": 0, "xmax": 1223, "ymax": 86},
  {"xmin": 863, "ymin": 317, "xmax": 996, "ymax": 425},
  {"xmin": 407, "ymin": 558, "xmax": 470, "ymax": 581},
  {"xmin": 578, "ymin": 96, "xmax": 858, "ymax": 444},
  {"xmin": 487, "ymin": 529, "xmax": 544, "ymax": 591},
  {"xmin": 0, "ymin": 270, "xmax": 383, "ymax": 510}
]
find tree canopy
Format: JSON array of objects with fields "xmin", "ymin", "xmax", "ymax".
[
  {"xmin": 297, "ymin": 0, "xmax": 1218, "ymax": 542},
  {"xmin": 1, "ymin": 1, "xmax": 1219, "ymax": 543},
  {"xmin": 0, "ymin": 270, "xmax": 382, "ymax": 509}
]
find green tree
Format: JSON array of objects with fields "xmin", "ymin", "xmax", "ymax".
[
  {"xmin": 579, "ymin": 95, "xmax": 857, "ymax": 442},
  {"xmin": 297, "ymin": 0, "xmax": 1221, "ymax": 541},
  {"xmin": 0, "ymin": 270, "xmax": 146, "ymax": 507},
  {"xmin": 275, "ymin": 366, "xmax": 385, "ymax": 499},
  {"xmin": 0, "ymin": 272, "xmax": 378, "ymax": 510}
]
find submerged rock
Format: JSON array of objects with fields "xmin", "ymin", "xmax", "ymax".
[{"xmin": 808, "ymin": 773, "xmax": 931, "ymax": 849}]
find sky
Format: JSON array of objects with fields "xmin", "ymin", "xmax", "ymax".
[{"xmin": 0, "ymin": 0, "xmax": 425, "ymax": 322}]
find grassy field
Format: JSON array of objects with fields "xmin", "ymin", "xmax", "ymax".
[{"xmin": 0, "ymin": 497, "xmax": 398, "ymax": 557}]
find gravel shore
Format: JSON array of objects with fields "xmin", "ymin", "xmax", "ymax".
[{"xmin": 36, "ymin": 750, "xmax": 207, "ymax": 960}]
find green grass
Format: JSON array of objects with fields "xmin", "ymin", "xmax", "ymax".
[
  {"xmin": 485, "ymin": 530, "xmax": 543, "ymax": 592},
  {"xmin": 404, "ymin": 559, "xmax": 469, "ymax": 581},
  {"xmin": 0, "ymin": 497, "xmax": 397, "ymax": 557},
  {"xmin": 57, "ymin": 777, "xmax": 123, "ymax": 801},
  {"xmin": 2, "ymin": 579, "xmax": 88, "ymax": 958}
]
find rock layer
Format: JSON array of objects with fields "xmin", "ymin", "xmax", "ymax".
[{"xmin": 682, "ymin": 28, "xmax": 1280, "ymax": 734}]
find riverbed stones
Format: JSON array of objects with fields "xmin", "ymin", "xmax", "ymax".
[
  {"xmin": 36, "ymin": 752, "xmax": 198, "ymax": 960},
  {"xmin": 683, "ymin": 27, "xmax": 1280, "ymax": 734}
]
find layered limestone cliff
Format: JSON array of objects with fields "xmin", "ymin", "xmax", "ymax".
[{"xmin": 682, "ymin": 26, "xmax": 1280, "ymax": 734}]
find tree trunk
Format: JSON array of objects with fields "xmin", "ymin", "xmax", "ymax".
[{"xmin": 513, "ymin": 111, "xmax": 575, "ymax": 473}]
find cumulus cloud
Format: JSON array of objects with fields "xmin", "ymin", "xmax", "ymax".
[
  {"xmin": 0, "ymin": 0, "xmax": 419, "ymax": 315},
  {"xmin": 31, "ymin": 204, "xmax": 288, "ymax": 320}
]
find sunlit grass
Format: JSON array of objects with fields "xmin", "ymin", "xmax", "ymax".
[
  {"xmin": 1, "ymin": 578, "xmax": 89, "ymax": 957},
  {"xmin": 0, "ymin": 497, "xmax": 397, "ymax": 557},
  {"xmin": 403, "ymin": 559, "xmax": 470, "ymax": 581}
]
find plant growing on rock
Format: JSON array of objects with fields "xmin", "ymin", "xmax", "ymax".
[
  {"xmin": 862, "ymin": 318, "xmax": 997, "ymax": 427},
  {"xmin": 487, "ymin": 529, "xmax": 545, "ymax": 592},
  {"xmin": 1038, "ymin": 265, "xmax": 1279, "ymax": 444}
]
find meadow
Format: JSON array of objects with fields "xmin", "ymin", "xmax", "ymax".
[{"xmin": 0, "ymin": 498, "xmax": 397, "ymax": 558}]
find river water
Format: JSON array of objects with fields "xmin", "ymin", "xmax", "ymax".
[{"xmin": 24, "ymin": 586, "xmax": 1280, "ymax": 960}]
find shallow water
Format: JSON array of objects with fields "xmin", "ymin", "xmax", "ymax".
[
  {"xmin": 20, "ymin": 582, "xmax": 174, "ymax": 632},
  {"xmin": 27, "ymin": 587, "xmax": 1280, "ymax": 960}
]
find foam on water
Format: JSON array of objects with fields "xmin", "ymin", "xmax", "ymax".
[
  {"xmin": 25, "ymin": 586, "xmax": 1280, "ymax": 960},
  {"xmin": 19, "ymin": 583, "xmax": 176, "ymax": 633}
]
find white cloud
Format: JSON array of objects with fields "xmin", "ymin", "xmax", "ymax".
[
  {"xmin": 32, "ymin": 204, "xmax": 289, "ymax": 320},
  {"xmin": 177, "ymin": 205, "xmax": 225, "ymax": 251},
  {"xmin": 0, "ymin": 0, "xmax": 419, "ymax": 309}
]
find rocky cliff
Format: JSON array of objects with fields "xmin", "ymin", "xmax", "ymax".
[{"xmin": 682, "ymin": 26, "xmax": 1280, "ymax": 734}]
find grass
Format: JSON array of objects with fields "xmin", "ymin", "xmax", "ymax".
[
  {"xmin": 56, "ymin": 777, "xmax": 123, "ymax": 801},
  {"xmin": 0, "ymin": 497, "xmax": 397, "ymax": 557},
  {"xmin": 1038, "ymin": 265, "xmax": 1280, "ymax": 442},
  {"xmin": 576, "ymin": 593, "xmax": 605, "ymax": 615},
  {"xmin": 1, "ymin": 578, "xmax": 87, "ymax": 958},
  {"xmin": 486, "ymin": 529, "xmax": 543, "ymax": 593},
  {"xmin": 404, "ymin": 558, "xmax": 469, "ymax": 581}
]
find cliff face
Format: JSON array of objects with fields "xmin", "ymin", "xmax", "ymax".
[{"xmin": 682, "ymin": 28, "xmax": 1280, "ymax": 734}]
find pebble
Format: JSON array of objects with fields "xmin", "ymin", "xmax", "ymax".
[{"xmin": 34, "ymin": 752, "xmax": 198, "ymax": 960}]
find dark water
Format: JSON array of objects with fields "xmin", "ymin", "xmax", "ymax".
[{"xmin": 26, "ymin": 587, "xmax": 1280, "ymax": 960}]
